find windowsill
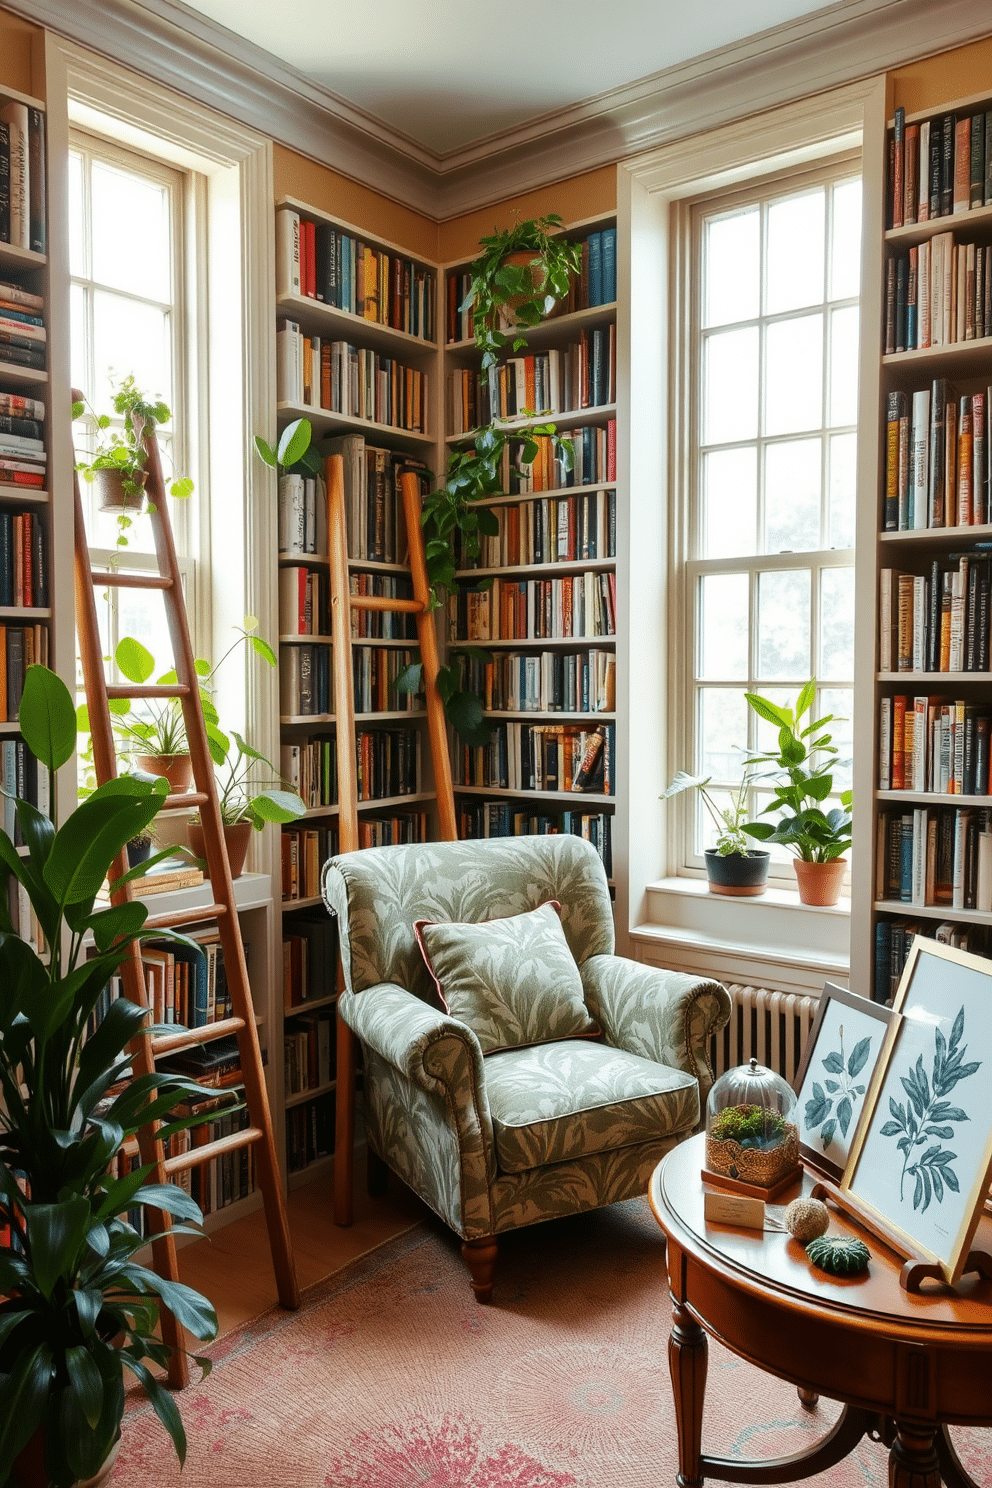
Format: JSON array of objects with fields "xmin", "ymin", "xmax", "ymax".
[{"xmin": 648, "ymin": 875, "xmax": 851, "ymax": 916}]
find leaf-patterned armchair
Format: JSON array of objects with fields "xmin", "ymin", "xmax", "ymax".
[{"xmin": 321, "ymin": 834, "xmax": 731, "ymax": 1301}]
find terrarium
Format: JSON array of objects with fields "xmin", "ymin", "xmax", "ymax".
[{"xmin": 704, "ymin": 1057, "xmax": 801, "ymax": 1198}]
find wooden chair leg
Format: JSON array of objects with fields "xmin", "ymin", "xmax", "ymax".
[
  {"xmin": 366, "ymin": 1145, "xmax": 388, "ymax": 1198},
  {"xmin": 461, "ymin": 1236, "xmax": 498, "ymax": 1303}
]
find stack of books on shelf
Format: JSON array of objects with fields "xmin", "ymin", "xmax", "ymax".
[
  {"xmin": 880, "ymin": 557, "xmax": 990, "ymax": 672},
  {"xmin": 448, "ymin": 573, "xmax": 617, "ymax": 642},
  {"xmin": 879, "ymin": 693, "xmax": 990, "ymax": 792},
  {"xmin": 459, "ymin": 489, "xmax": 616, "ymax": 569},
  {"xmin": 874, "ymin": 916, "xmax": 988, "ymax": 1005},
  {"xmin": 277, "ymin": 318, "xmax": 428, "ymax": 433},
  {"xmin": 284, "ymin": 1009, "xmax": 334, "ymax": 1098},
  {"xmin": 279, "ymin": 563, "xmax": 329, "ymax": 637},
  {"xmin": 352, "ymin": 645, "xmax": 423, "ymax": 713},
  {"xmin": 876, "ymin": 805, "xmax": 992, "ymax": 911},
  {"xmin": 277, "ymin": 207, "xmax": 435, "ymax": 340},
  {"xmin": 1, "ymin": 622, "xmax": 48, "ymax": 717},
  {"xmin": 0, "ymin": 104, "xmax": 45, "ymax": 253},
  {"xmin": 356, "ymin": 811, "xmax": 429, "ymax": 847},
  {"xmin": 278, "ymin": 467, "xmax": 327, "ymax": 556},
  {"xmin": 348, "ymin": 573, "xmax": 417, "ymax": 638},
  {"xmin": 883, "ymin": 381, "xmax": 988, "ymax": 530},
  {"xmin": 123, "ymin": 856, "xmax": 204, "ymax": 897},
  {"xmin": 158, "ymin": 1032, "xmax": 245, "ymax": 1090},
  {"xmin": 888, "ymin": 105, "xmax": 992, "ymax": 230},
  {"xmin": 886, "ymin": 238, "xmax": 992, "ymax": 352},
  {"xmin": 490, "ymin": 426, "xmax": 616, "ymax": 492},
  {"xmin": 445, "ymin": 226, "xmax": 616, "ymax": 343},
  {"xmin": 286, "ymin": 1092, "xmax": 334, "ymax": 1173},
  {"xmin": 328, "ymin": 434, "xmax": 430, "ymax": 564},
  {"xmin": 87, "ymin": 931, "xmax": 237, "ymax": 1037},
  {"xmin": 457, "ymin": 801, "xmax": 613, "ymax": 874},
  {"xmin": 1, "ymin": 735, "xmax": 48, "ymax": 839},
  {"xmin": 282, "ymin": 906, "xmax": 337, "ymax": 1009},
  {"xmin": 282, "ymin": 823, "xmax": 339, "ymax": 901},
  {"xmin": 454, "ymin": 648, "xmax": 615, "ymax": 714},
  {"xmin": 0, "ymin": 279, "xmax": 44, "ymax": 374},
  {"xmin": 279, "ymin": 642, "xmax": 332, "ymax": 716},
  {"xmin": 280, "ymin": 737, "xmax": 337, "ymax": 810},
  {"xmin": 454, "ymin": 721, "xmax": 614, "ymax": 795},
  {"xmin": 354, "ymin": 725, "xmax": 420, "ymax": 799},
  {"xmin": 0, "ymin": 391, "xmax": 45, "ymax": 487},
  {"xmin": 447, "ymin": 330, "xmax": 616, "ymax": 434},
  {"xmin": 0, "ymin": 507, "xmax": 46, "ymax": 605}
]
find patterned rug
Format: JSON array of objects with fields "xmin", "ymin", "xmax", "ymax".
[{"xmin": 114, "ymin": 1198, "xmax": 988, "ymax": 1487}]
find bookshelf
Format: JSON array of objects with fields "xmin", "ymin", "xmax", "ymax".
[
  {"xmin": 852, "ymin": 89, "xmax": 992, "ymax": 1003},
  {"xmin": 271, "ymin": 196, "xmax": 444, "ymax": 1187},
  {"xmin": 440, "ymin": 213, "xmax": 618, "ymax": 887}
]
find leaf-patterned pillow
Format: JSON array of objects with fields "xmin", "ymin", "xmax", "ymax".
[{"xmin": 414, "ymin": 900, "xmax": 599, "ymax": 1056}]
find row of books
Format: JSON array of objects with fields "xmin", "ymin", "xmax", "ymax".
[
  {"xmin": 447, "ymin": 573, "xmax": 617, "ymax": 643},
  {"xmin": 457, "ymin": 803, "xmax": 613, "ymax": 876},
  {"xmin": 0, "ymin": 509, "xmax": 46, "ymax": 607},
  {"xmin": 447, "ymin": 329, "xmax": 616, "ymax": 433},
  {"xmin": 281, "ymin": 737, "xmax": 337, "ymax": 811},
  {"xmin": 0, "ymin": 278, "xmax": 45, "ymax": 373},
  {"xmin": 0, "ymin": 390, "xmax": 45, "ymax": 489},
  {"xmin": 277, "ymin": 322, "xmax": 429, "ymax": 434},
  {"xmin": 457, "ymin": 488, "xmax": 617, "ymax": 569},
  {"xmin": 276, "ymin": 208, "xmax": 436, "ymax": 341},
  {"xmin": 885, "ymin": 236, "xmax": 992, "ymax": 353},
  {"xmin": 279, "ymin": 642, "xmax": 332, "ymax": 717},
  {"xmin": 85, "ymin": 933, "xmax": 235, "ymax": 1038},
  {"xmin": 880, "ymin": 558, "xmax": 990, "ymax": 674},
  {"xmin": 874, "ymin": 915, "xmax": 988, "ymax": 1004},
  {"xmin": 352, "ymin": 645, "xmax": 423, "ymax": 714},
  {"xmin": 879, "ymin": 694, "xmax": 990, "ymax": 795},
  {"xmin": 888, "ymin": 106, "xmax": 992, "ymax": 231},
  {"xmin": 157, "ymin": 1032, "xmax": 246, "ymax": 1090},
  {"xmin": 282, "ymin": 571, "xmax": 418, "ymax": 641},
  {"xmin": 1, "ymin": 623, "xmax": 48, "ymax": 719},
  {"xmin": 877, "ymin": 805, "xmax": 992, "ymax": 912},
  {"xmin": 454, "ymin": 721, "xmax": 615, "ymax": 795},
  {"xmin": 355, "ymin": 811, "xmax": 430, "ymax": 848},
  {"xmin": 282, "ymin": 823, "xmax": 338, "ymax": 902},
  {"xmin": 452, "ymin": 647, "xmax": 616, "ymax": 715},
  {"xmin": 0, "ymin": 104, "xmax": 45, "ymax": 252},
  {"xmin": 329, "ymin": 435, "xmax": 429, "ymax": 565},
  {"xmin": 277, "ymin": 471, "xmax": 327, "ymax": 556},
  {"xmin": 284, "ymin": 1009, "xmax": 334, "ymax": 1099},
  {"xmin": 883, "ymin": 381, "xmax": 989, "ymax": 530},
  {"xmin": 279, "ymin": 567, "xmax": 329, "ymax": 638},
  {"xmin": 445, "ymin": 228, "xmax": 617, "ymax": 343},
  {"xmin": 479, "ymin": 425, "xmax": 617, "ymax": 495},
  {"xmin": 1, "ymin": 737, "xmax": 49, "ymax": 844},
  {"xmin": 348, "ymin": 573, "xmax": 417, "ymax": 639},
  {"xmin": 282, "ymin": 905, "xmax": 337, "ymax": 1009},
  {"xmin": 286, "ymin": 1091, "xmax": 334, "ymax": 1173}
]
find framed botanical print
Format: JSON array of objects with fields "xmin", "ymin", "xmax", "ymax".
[
  {"xmin": 793, "ymin": 982, "xmax": 892, "ymax": 1179},
  {"xmin": 842, "ymin": 938, "xmax": 992, "ymax": 1286}
]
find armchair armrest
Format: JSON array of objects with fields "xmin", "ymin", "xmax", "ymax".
[{"xmin": 580, "ymin": 956, "xmax": 731, "ymax": 1110}]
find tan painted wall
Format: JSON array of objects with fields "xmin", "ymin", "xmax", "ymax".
[
  {"xmin": 439, "ymin": 165, "xmax": 617, "ymax": 264},
  {"xmin": 0, "ymin": 10, "xmax": 41, "ymax": 98},
  {"xmin": 272, "ymin": 143, "xmax": 439, "ymax": 260},
  {"xmin": 890, "ymin": 35, "xmax": 992, "ymax": 116}
]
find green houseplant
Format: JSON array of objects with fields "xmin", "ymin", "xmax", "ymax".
[
  {"xmin": 661, "ymin": 770, "xmax": 770, "ymax": 897},
  {"xmin": 742, "ymin": 680, "xmax": 853, "ymax": 906},
  {"xmin": 0, "ymin": 664, "xmax": 218, "ymax": 1487}
]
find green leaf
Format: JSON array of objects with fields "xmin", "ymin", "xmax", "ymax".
[
  {"xmin": 445, "ymin": 689, "xmax": 490, "ymax": 747},
  {"xmin": 64, "ymin": 1346, "xmax": 105, "ymax": 1430},
  {"xmin": 795, "ymin": 679, "xmax": 817, "ymax": 720},
  {"xmin": 24, "ymin": 1197, "xmax": 92, "ymax": 1299},
  {"xmin": 115, "ymin": 636, "xmax": 155, "ymax": 685},
  {"xmin": 18, "ymin": 665, "xmax": 77, "ymax": 771},
  {"xmin": 87, "ymin": 900, "xmax": 149, "ymax": 953},
  {"xmin": 0, "ymin": 1343, "xmax": 52, "ymax": 1468},
  {"xmin": 253, "ymin": 434, "xmax": 277, "ymax": 467},
  {"xmin": 745, "ymin": 693, "xmax": 792, "ymax": 728},
  {"xmin": 249, "ymin": 635, "xmax": 277, "ymax": 667},
  {"xmin": 121, "ymin": 1353, "xmax": 188, "ymax": 1466},
  {"xmin": 277, "ymin": 418, "xmax": 312, "ymax": 470},
  {"xmin": 250, "ymin": 789, "xmax": 306, "ymax": 824},
  {"xmin": 393, "ymin": 662, "xmax": 423, "ymax": 695}
]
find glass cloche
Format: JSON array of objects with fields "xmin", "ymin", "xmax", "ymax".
[{"xmin": 704, "ymin": 1057, "xmax": 800, "ymax": 1192}]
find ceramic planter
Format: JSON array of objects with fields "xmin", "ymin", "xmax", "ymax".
[
  {"xmin": 703, "ymin": 848, "xmax": 770, "ymax": 897},
  {"xmin": 187, "ymin": 818, "xmax": 253, "ymax": 879},
  {"xmin": 134, "ymin": 752, "xmax": 193, "ymax": 793},
  {"xmin": 793, "ymin": 857, "xmax": 847, "ymax": 906},
  {"xmin": 91, "ymin": 466, "xmax": 147, "ymax": 514},
  {"xmin": 495, "ymin": 250, "xmax": 566, "ymax": 330}
]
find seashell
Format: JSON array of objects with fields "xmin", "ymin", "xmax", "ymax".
[
  {"xmin": 784, "ymin": 1197, "xmax": 830, "ymax": 1243},
  {"xmin": 806, "ymin": 1235, "xmax": 870, "ymax": 1275}
]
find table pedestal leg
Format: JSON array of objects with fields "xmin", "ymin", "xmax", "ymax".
[
  {"xmin": 889, "ymin": 1421, "xmax": 940, "ymax": 1488},
  {"xmin": 669, "ymin": 1297, "xmax": 708, "ymax": 1488}
]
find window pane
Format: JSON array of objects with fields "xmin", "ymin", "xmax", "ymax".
[
  {"xmin": 820, "ymin": 687, "xmax": 854, "ymax": 793},
  {"xmin": 700, "ymin": 688, "xmax": 748, "ymax": 780},
  {"xmin": 766, "ymin": 188, "xmax": 825, "ymax": 314},
  {"xmin": 764, "ymin": 314, "xmax": 823, "ymax": 436},
  {"xmin": 699, "ymin": 573, "xmax": 749, "ymax": 679},
  {"xmin": 830, "ymin": 179, "xmax": 862, "ymax": 300},
  {"xmin": 68, "ymin": 153, "xmax": 85, "ymax": 276},
  {"xmin": 819, "ymin": 567, "xmax": 855, "ymax": 680},
  {"xmin": 70, "ymin": 284, "xmax": 89, "ymax": 402},
  {"xmin": 116, "ymin": 586, "xmax": 176, "ymax": 675},
  {"xmin": 92, "ymin": 291, "xmax": 172, "ymax": 409},
  {"xmin": 704, "ymin": 207, "xmax": 759, "ymax": 327},
  {"xmin": 92, "ymin": 161, "xmax": 171, "ymax": 301},
  {"xmin": 764, "ymin": 438, "xmax": 821, "ymax": 554},
  {"xmin": 757, "ymin": 569, "xmax": 810, "ymax": 679},
  {"xmin": 703, "ymin": 326, "xmax": 758, "ymax": 443},
  {"xmin": 749, "ymin": 790, "xmax": 794, "ymax": 863},
  {"xmin": 702, "ymin": 447, "xmax": 757, "ymax": 558},
  {"xmin": 828, "ymin": 431, "xmax": 857, "ymax": 548},
  {"xmin": 828, "ymin": 305, "xmax": 860, "ymax": 427}
]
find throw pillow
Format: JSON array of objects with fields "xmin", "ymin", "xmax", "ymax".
[{"xmin": 414, "ymin": 900, "xmax": 598, "ymax": 1056}]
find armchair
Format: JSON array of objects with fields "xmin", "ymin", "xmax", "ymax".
[{"xmin": 322, "ymin": 834, "xmax": 730, "ymax": 1300}]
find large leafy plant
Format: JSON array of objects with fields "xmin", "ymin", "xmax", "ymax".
[
  {"xmin": 459, "ymin": 214, "xmax": 582, "ymax": 371},
  {"xmin": 0, "ymin": 665, "xmax": 218, "ymax": 1484},
  {"xmin": 742, "ymin": 681, "xmax": 853, "ymax": 864}
]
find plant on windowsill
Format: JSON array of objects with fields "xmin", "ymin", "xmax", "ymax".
[
  {"xmin": 742, "ymin": 679, "xmax": 853, "ymax": 907},
  {"xmin": 72, "ymin": 375, "xmax": 194, "ymax": 549},
  {"xmin": 661, "ymin": 771, "xmax": 770, "ymax": 897}
]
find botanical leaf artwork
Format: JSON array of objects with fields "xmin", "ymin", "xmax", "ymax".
[
  {"xmin": 878, "ymin": 1006, "xmax": 981, "ymax": 1213},
  {"xmin": 803, "ymin": 1023, "xmax": 873, "ymax": 1151}
]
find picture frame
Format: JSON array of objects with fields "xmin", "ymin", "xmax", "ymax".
[
  {"xmin": 792, "ymin": 982, "xmax": 893, "ymax": 1179},
  {"xmin": 841, "ymin": 937, "xmax": 992, "ymax": 1286}
]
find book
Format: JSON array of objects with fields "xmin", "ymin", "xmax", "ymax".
[{"xmin": 0, "ymin": 101, "xmax": 28, "ymax": 249}]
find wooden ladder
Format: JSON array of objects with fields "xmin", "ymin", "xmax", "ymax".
[
  {"xmin": 325, "ymin": 455, "xmax": 456, "ymax": 1226},
  {"xmin": 73, "ymin": 418, "xmax": 301, "ymax": 1388}
]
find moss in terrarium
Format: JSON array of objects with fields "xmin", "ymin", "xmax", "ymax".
[{"xmin": 710, "ymin": 1104, "xmax": 786, "ymax": 1148}]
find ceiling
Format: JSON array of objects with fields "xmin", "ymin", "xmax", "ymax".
[{"xmin": 169, "ymin": 0, "xmax": 842, "ymax": 157}]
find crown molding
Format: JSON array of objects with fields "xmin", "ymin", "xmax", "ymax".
[{"xmin": 7, "ymin": 0, "xmax": 992, "ymax": 219}]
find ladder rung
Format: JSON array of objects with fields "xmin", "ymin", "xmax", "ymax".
[
  {"xmin": 350, "ymin": 595, "xmax": 423, "ymax": 614},
  {"xmin": 162, "ymin": 1125, "xmax": 263, "ymax": 1176},
  {"xmin": 159, "ymin": 791, "xmax": 208, "ymax": 811},
  {"xmin": 151, "ymin": 1016, "xmax": 245, "ymax": 1056},
  {"xmin": 142, "ymin": 902, "xmax": 228, "ymax": 931},
  {"xmin": 105, "ymin": 684, "xmax": 190, "ymax": 701},
  {"xmin": 95, "ymin": 572, "xmax": 174, "ymax": 591}
]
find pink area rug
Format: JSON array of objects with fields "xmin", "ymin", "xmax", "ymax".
[{"xmin": 113, "ymin": 1198, "xmax": 989, "ymax": 1487}]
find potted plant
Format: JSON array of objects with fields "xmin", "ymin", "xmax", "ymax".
[
  {"xmin": 91, "ymin": 636, "xmax": 193, "ymax": 793},
  {"xmin": 187, "ymin": 728, "xmax": 305, "ymax": 879},
  {"xmin": 459, "ymin": 214, "xmax": 582, "ymax": 368},
  {"xmin": 661, "ymin": 771, "xmax": 770, "ymax": 897},
  {"xmin": 742, "ymin": 680, "xmax": 853, "ymax": 907},
  {"xmin": 73, "ymin": 375, "xmax": 194, "ymax": 548},
  {"xmin": 126, "ymin": 828, "xmax": 154, "ymax": 869},
  {"xmin": 0, "ymin": 664, "xmax": 218, "ymax": 1487}
]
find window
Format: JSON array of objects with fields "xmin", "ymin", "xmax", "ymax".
[{"xmin": 683, "ymin": 162, "xmax": 862, "ymax": 878}]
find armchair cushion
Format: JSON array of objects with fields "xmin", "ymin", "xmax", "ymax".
[
  {"xmin": 414, "ymin": 900, "xmax": 598, "ymax": 1056},
  {"xmin": 483, "ymin": 1039, "xmax": 699, "ymax": 1173}
]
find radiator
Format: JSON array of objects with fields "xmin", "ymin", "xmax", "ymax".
[{"xmin": 710, "ymin": 984, "xmax": 819, "ymax": 1086}]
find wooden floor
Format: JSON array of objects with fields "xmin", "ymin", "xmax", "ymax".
[{"xmin": 177, "ymin": 1172, "xmax": 431, "ymax": 1337}]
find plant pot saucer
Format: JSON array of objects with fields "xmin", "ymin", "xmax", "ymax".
[{"xmin": 701, "ymin": 1164, "xmax": 803, "ymax": 1203}]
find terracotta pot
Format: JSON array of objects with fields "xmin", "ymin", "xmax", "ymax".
[
  {"xmin": 187, "ymin": 818, "xmax": 253, "ymax": 880},
  {"xmin": 12, "ymin": 1429, "xmax": 120, "ymax": 1487},
  {"xmin": 91, "ymin": 466, "xmax": 147, "ymax": 514},
  {"xmin": 793, "ymin": 857, "xmax": 847, "ymax": 907},
  {"xmin": 134, "ymin": 752, "xmax": 193, "ymax": 793},
  {"xmin": 704, "ymin": 848, "xmax": 770, "ymax": 897},
  {"xmin": 494, "ymin": 249, "xmax": 567, "ymax": 331}
]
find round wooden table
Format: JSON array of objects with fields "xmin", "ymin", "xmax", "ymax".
[{"xmin": 649, "ymin": 1135, "xmax": 992, "ymax": 1488}]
